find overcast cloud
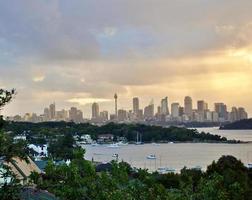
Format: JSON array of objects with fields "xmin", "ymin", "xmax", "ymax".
[{"xmin": 1, "ymin": 0, "xmax": 252, "ymax": 117}]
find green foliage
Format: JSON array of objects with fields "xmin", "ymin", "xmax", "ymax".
[
  {"xmin": 4, "ymin": 121, "xmax": 230, "ymax": 144},
  {"xmin": 31, "ymin": 155, "xmax": 252, "ymax": 200},
  {"xmin": 48, "ymin": 133, "xmax": 75, "ymax": 160}
]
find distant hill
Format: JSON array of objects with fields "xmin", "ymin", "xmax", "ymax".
[{"xmin": 220, "ymin": 119, "xmax": 252, "ymax": 129}]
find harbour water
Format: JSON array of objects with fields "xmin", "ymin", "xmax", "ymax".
[{"xmin": 84, "ymin": 128, "xmax": 252, "ymax": 172}]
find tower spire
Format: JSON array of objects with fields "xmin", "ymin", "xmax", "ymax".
[{"xmin": 114, "ymin": 93, "xmax": 118, "ymax": 118}]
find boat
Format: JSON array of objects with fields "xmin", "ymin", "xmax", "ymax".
[
  {"xmin": 112, "ymin": 153, "xmax": 119, "ymax": 158},
  {"xmin": 152, "ymin": 143, "xmax": 160, "ymax": 146},
  {"xmin": 248, "ymin": 164, "xmax": 252, "ymax": 169},
  {"xmin": 157, "ymin": 167, "xmax": 176, "ymax": 174},
  {"xmin": 91, "ymin": 142, "xmax": 99, "ymax": 147},
  {"xmin": 117, "ymin": 141, "xmax": 129, "ymax": 146},
  {"xmin": 146, "ymin": 154, "xmax": 156, "ymax": 160},
  {"xmin": 107, "ymin": 143, "xmax": 120, "ymax": 148}
]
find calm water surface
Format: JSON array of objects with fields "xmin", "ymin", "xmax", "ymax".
[{"xmin": 84, "ymin": 128, "xmax": 252, "ymax": 172}]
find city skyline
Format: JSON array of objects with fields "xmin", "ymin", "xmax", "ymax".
[
  {"xmin": 6, "ymin": 94, "xmax": 248, "ymax": 123},
  {"xmin": 1, "ymin": 1, "xmax": 252, "ymax": 117}
]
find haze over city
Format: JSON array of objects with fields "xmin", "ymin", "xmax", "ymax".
[{"xmin": 0, "ymin": 0, "xmax": 252, "ymax": 117}]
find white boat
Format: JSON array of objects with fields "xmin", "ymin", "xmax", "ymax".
[
  {"xmin": 247, "ymin": 164, "xmax": 252, "ymax": 169},
  {"xmin": 107, "ymin": 143, "xmax": 120, "ymax": 148},
  {"xmin": 157, "ymin": 167, "xmax": 176, "ymax": 174},
  {"xmin": 112, "ymin": 153, "xmax": 119, "ymax": 158},
  {"xmin": 117, "ymin": 141, "xmax": 128, "ymax": 146},
  {"xmin": 91, "ymin": 142, "xmax": 99, "ymax": 147},
  {"xmin": 152, "ymin": 143, "xmax": 160, "ymax": 146},
  {"xmin": 146, "ymin": 154, "xmax": 156, "ymax": 160}
]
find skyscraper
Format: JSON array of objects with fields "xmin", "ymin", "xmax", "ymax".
[
  {"xmin": 114, "ymin": 93, "xmax": 118, "ymax": 117},
  {"xmin": 92, "ymin": 102, "xmax": 99, "ymax": 119},
  {"xmin": 161, "ymin": 97, "xmax": 169, "ymax": 115},
  {"xmin": 49, "ymin": 103, "xmax": 56, "ymax": 119},
  {"xmin": 133, "ymin": 97, "xmax": 139, "ymax": 114},
  {"xmin": 69, "ymin": 107, "xmax": 83, "ymax": 123},
  {"xmin": 118, "ymin": 109, "xmax": 127, "ymax": 121},
  {"xmin": 43, "ymin": 107, "xmax": 50, "ymax": 120},
  {"xmin": 171, "ymin": 103, "xmax": 180, "ymax": 118},
  {"xmin": 238, "ymin": 107, "xmax": 248, "ymax": 120},
  {"xmin": 100, "ymin": 111, "xmax": 109, "ymax": 121},
  {"xmin": 214, "ymin": 103, "xmax": 227, "ymax": 120},
  {"xmin": 197, "ymin": 100, "xmax": 208, "ymax": 113},
  {"xmin": 144, "ymin": 103, "xmax": 154, "ymax": 118},
  {"xmin": 184, "ymin": 96, "xmax": 193, "ymax": 118}
]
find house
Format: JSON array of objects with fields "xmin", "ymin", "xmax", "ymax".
[
  {"xmin": 4, "ymin": 157, "xmax": 41, "ymax": 185},
  {"xmin": 28, "ymin": 144, "xmax": 48, "ymax": 158},
  {"xmin": 97, "ymin": 134, "xmax": 114, "ymax": 143}
]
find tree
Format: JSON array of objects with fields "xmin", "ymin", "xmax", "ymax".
[{"xmin": 0, "ymin": 88, "xmax": 28, "ymax": 200}]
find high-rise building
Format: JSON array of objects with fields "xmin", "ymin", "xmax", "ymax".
[
  {"xmin": 171, "ymin": 103, "xmax": 180, "ymax": 118},
  {"xmin": 161, "ymin": 97, "xmax": 169, "ymax": 115},
  {"xmin": 114, "ymin": 93, "xmax": 118, "ymax": 118},
  {"xmin": 92, "ymin": 102, "xmax": 99, "ymax": 119},
  {"xmin": 43, "ymin": 107, "xmax": 50, "ymax": 120},
  {"xmin": 56, "ymin": 109, "xmax": 68, "ymax": 121},
  {"xmin": 69, "ymin": 107, "xmax": 83, "ymax": 123},
  {"xmin": 49, "ymin": 103, "xmax": 56, "ymax": 119},
  {"xmin": 197, "ymin": 100, "xmax": 208, "ymax": 113},
  {"xmin": 238, "ymin": 107, "xmax": 248, "ymax": 120},
  {"xmin": 69, "ymin": 107, "xmax": 77, "ymax": 121},
  {"xmin": 144, "ymin": 103, "xmax": 154, "ymax": 118},
  {"xmin": 133, "ymin": 97, "xmax": 139, "ymax": 114},
  {"xmin": 230, "ymin": 107, "xmax": 238, "ymax": 122},
  {"xmin": 184, "ymin": 96, "xmax": 193, "ymax": 118},
  {"xmin": 214, "ymin": 103, "xmax": 227, "ymax": 121},
  {"xmin": 179, "ymin": 106, "xmax": 184, "ymax": 117},
  {"xmin": 100, "ymin": 111, "xmax": 109, "ymax": 121},
  {"xmin": 118, "ymin": 109, "xmax": 127, "ymax": 121}
]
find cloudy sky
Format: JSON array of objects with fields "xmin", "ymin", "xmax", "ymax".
[{"xmin": 1, "ymin": 0, "xmax": 252, "ymax": 117}]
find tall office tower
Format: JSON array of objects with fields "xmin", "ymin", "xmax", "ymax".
[
  {"xmin": 100, "ymin": 111, "xmax": 109, "ymax": 121},
  {"xmin": 137, "ymin": 109, "xmax": 144, "ymax": 119},
  {"xmin": 230, "ymin": 107, "xmax": 238, "ymax": 122},
  {"xmin": 157, "ymin": 106, "xmax": 161, "ymax": 115},
  {"xmin": 56, "ymin": 109, "xmax": 68, "ymax": 121},
  {"xmin": 171, "ymin": 103, "xmax": 180, "ymax": 118},
  {"xmin": 114, "ymin": 93, "xmax": 118, "ymax": 117},
  {"xmin": 179, "ymin": 106, "xmax": 184, "ymax": 117},
  {"xmin": 238, "ymin": 107, "xmax": 248, "ymax": 120},
  {"xmin": 144, "ymin": 103, "xmax": 154, "ymax": 118},
  {"xmin": 43, "ymin": 107, "xmax": 50, "ymax": 121},
  {"xmin": 197, "ymin": 100, "xmax": 208, "ymax": 113},
  {"xmin": 118, "ymin": 109, "xmax": 127, "ymax": 121},
  {"xmin": 69, "ymin": 107, "xmax": 78, "ymax": 122},
  {"xmin": 133, "ymin": 97, "xmax": 139, "ymax": 114},
  {"xmin": 92, "ymin": 102, "xmax": 99, "ymax": 119},
  {"xmin": 184, "ymin": 96, "xmax": 193, "ymax": 118},
  {"xmin": 76, "ymin": 110, "xmax": 84, "ymax": 123},
  {"xmin": 214, "ymin": 103, "xmax": 227, "ymax": 120},
  {"xmin": 161, "ymin": 97, "xmax": 169, "ymax": 115},
  {"xmin": 49, "ymin": 103, "xmax": 56, "ymax": 119}
]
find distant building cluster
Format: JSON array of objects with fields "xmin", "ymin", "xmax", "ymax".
[
  {"xmin": 8, "ymin": 103, "xmax": 84, "ymax": 123},
  {"xmin": 7, "ymin": 94, "xmax": 248, "ymax": 124}
]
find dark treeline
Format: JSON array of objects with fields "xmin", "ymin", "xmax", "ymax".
[
  {"xmin": 3, "ymin": 121, "xmax": 233, "ymax": 143},
  {"xmin": 220, "ymin": 119, "xmax": 252, "ymax": 130}
]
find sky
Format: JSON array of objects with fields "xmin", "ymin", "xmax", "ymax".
[{"xmin": 0, "ymin": 0, "xmax": 252, "ymax": 118}]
